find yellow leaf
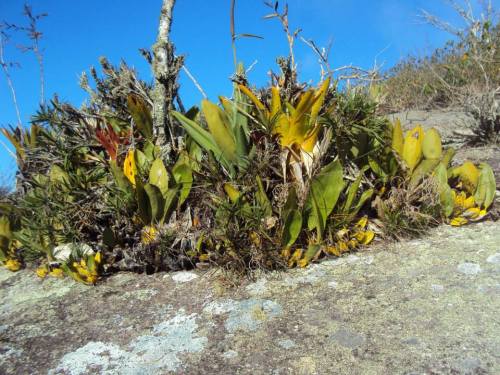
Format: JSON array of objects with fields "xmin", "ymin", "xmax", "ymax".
[
  {"xmin": 94, "ymin": 252, "xmax": 102, "ymax": 264},
  {"xmin": 123, "ymin": 149, "xmax": 137, "ymax": 187},
  {"xmin": 422, "ymin": 128, "xmax": 442, "ymax": 160},
  {"xmin": 402, "ymin": 125, "xmax": 423, "ymax": 172},
  {"xmin": 310, "ymin": 77, "xmax": 330, "ymax": 125},
  {"xmin": 360, "ymin": 230, "xmax": 375, "ymax": 245},
  {"xmin": 223, "ymin": 183, "xmax": 241, "ymax": 203},
  {"xmin": 391, "ymin": 119, "xmax": 404, "ymax": 157},
  {"xmin": 238, "ymin": 84, "xmax": 266, "ymax": 111},
  {"xmin": 456, "ymin": 161, "xmax": 480, "ymax": 194},
  {"xmin": 270, "ymin": 86, "xmax": 281, "ymax": 118}
]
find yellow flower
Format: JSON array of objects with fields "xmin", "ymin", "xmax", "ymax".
[
  {"xmin": 288, "ymin": 248, "xmax": 303, "ymax": 268},
  {"xmin": 141, "ymin": 225, "xmax": 158, "ymax": 245},
  {"xmin": 36, "ymin": 266, "xmax": 48, "ymax": 278},
  {"xmin": 450, "ymin": 217, "xmax": 468, "ymax": 226},
  {"xmin": 49, "ymin": 267, "xmax": 64, "ymax": 278},
  {"xmin": 462, "ymin": 207, "xmax": 487, "ymax": 221},
  {"xmin": 297, "ymin": 258, "xmax": 310, "ymax": 268},
  {"xmin": 337, "ymin": 241, "xmax": 349, "ymax": 253},
  {"xmin": 335, "ymin": 228, "xmax": 349, "ymax": 240},
  {"xmin": 4, "ymin": 259, "xmax": 21, "ymax": 272},
  {"xmin": 355, "ymin": 216, "xmax": 368, "ymax": 229},
  {"xmin": 281, "ymin": 247, "xmax": 291, "ymax": 259},
  {"xmin": 249, "ymin": 231, "xmax": 261, "ymax": 247},
  {"xmin": 85, "ymin": 275, "xmax": 98, "ymax": 284},
  {"xmin": 354, "ymin": 230, "xmax": 375, "ymax": 245},
  {"xmin": 199, "ymin": 253, "xmax": 210, "ymax": 262},
  {"xmin": 347, "ymin": 239, "xmax": 358, "ymax": 249},
  {"xmin": 325, "ymin": 245, "xmax": 341, "ymax": 256}
]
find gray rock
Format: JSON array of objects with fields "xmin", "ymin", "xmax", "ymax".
[
  {"xmin": 330, "ymin": 327, "xmax": 366, "ymax": 349},
  {"xmin": 2, "ymin": 221, "xmax": 500, "ymax": 374}
]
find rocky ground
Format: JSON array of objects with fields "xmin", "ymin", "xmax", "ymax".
[{"xmin": 0, "ymin": 109, "xmax": 499, "ymax": 375}]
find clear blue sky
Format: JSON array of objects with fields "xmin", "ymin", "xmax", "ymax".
[{"xmin": 1, "ymin": 0, "xmax": 497, "ymax": 186}]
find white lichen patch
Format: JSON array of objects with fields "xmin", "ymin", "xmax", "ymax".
[
  {"xmin": 457, "ymin": 262, "xmax": 482, "ymax": 275},
  {"xmin": 486, "ymin": 253, "xmax": 500, "ymax": 265},
  {"xmin": 222, "ymin": 350, "xmax": 238, "ymax": 359},
  {"xmin": 245, "ymin": 278, "xmax": 268, "ymax": 296},
  {"xmin": 277, "ymin": 338, "xmax": 296, "ymax": 349},
  {"xmin": 328, "ymin": 280, "xmax": 339, "ymax": 289},
  {"xmin": 50, "ymin": 311, "xmax": 207, "ymax": 375},
  {"xmin": 0, "ymin": 273, "xmax": 80, "ymax": 315},
  {"xmin": 203, "ymin": 298, "xmax": 282, "ymax": 333},
  {"xmin": 121, "ymin": 289, "xmax": 158, "ymax": 301},
  {"xmin": 171, "ymin": 271, "xmax": 199, "ymax": 283},
  {"xmin": 0, "ymin": 344, "xmax": 23, "ymax": 366}
]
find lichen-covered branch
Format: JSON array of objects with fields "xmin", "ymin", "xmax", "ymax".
[{"xmin": 152, "ymin": 0, "xmax": 184, "ymax": 153}]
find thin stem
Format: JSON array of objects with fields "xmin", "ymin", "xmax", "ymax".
[
  {"xmin": 230, "ymin": 0, "xmax": 237, "ymax": 69},
  {"xmin": 0, "ymin": 34, "xmax": 22, "ymax": 130}
]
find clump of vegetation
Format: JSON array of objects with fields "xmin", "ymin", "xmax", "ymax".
[
  {"xmin": 381, "ymin": 1, "xmax": 499, "ymax": 113},
  {"xmin": 0, "ymin": 1, "xmax": 497, "ymax": 283}
]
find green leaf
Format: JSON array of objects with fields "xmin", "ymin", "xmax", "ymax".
[
  {"xmin": 109, "ymin": 160, "xmax": 132, "ymax": 193},
  {"xmin": 171, "ymin": 111, "xmax": 227, "ymax": 167},
  {"xmin": 306, "ymin": 160, "xmax": 345, "ymax": 235},
  {"xmin": 49, "ymin": 165, "xmax": 70, "ymax": 187},
  {"xmin": 144, "ymin": 183, "xmax": 165, "ymax": 223},
  {"xmin": 160, "ymin": 188, "xmax": 179, "ymax": 224},
  {"xmin": 172, "ymin": 162, "xmax": 193, "ymax": 206},
  {"xmin": 149, "ymin": 159, "xmax": 169, "ymax": 198},
  {"xmin": 342, "ymin": 167, "xmax": 367, "ymax": 214},
  {"xmin": 134, "ymin": 149, "xmax": 149, "ymax": 176},
  {"xmin": 136, "ymin": 180, "xmax": 151, "ymax": 224},
  {"xmin": 351, "ymin": 189, "xmax": 374, "ymax": 217},
  {"xmin": 201, "ymin": 99, "xmax": 238, "ymax": 165},
  {"xmin": 282, "ymin": 209, "xmax": 302, "ymax": 248},
  {"xmin": 474, "ymin": 163, "xmax": 496, "ymax": 209},
  {"xmin": 301, "ymin": 243, "xmax": 321, "ymax": 265},
  {"xmin": 256, "ymin": 176, "xmax": 272, "ymax": 217},
  {"xmin": 410, "ymin": 158, "xmax": 440, "ymax": 187},
  {"xmin": 102, "ymin": 227, "xmax": 116, "ymax": 248},
  {"xmin": 434, "ymin": 164, "xmax": 454, "ymax": 217}
]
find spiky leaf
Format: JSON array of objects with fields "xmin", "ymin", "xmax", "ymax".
[{"xmin": 127, "ymin": 94, "xmax": 153, "ymax": 139}]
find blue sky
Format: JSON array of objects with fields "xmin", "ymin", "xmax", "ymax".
[{"xmin": 1, "ymin": 0, "xmax": 498, "ymax": 186}]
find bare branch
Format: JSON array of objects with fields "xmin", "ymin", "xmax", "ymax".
[
  {"xmin": 181, "ymin": 65, "xmax": 207, "ymax": 99},
  {"xmin": 0, "ymin": 31, "xmax": 22, "ymax": 130}
]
